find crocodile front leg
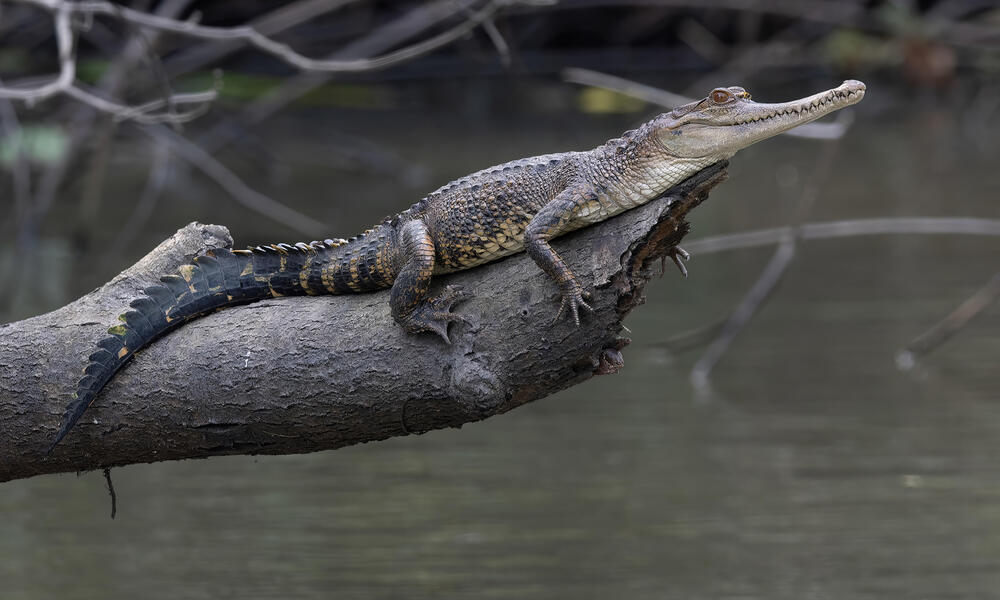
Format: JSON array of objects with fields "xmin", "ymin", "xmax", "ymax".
[
  {"xmin": 390, "ymin": 219, "xmax": 469, "ymax": 343},
  {"xmin": 525, "ymin": 186, "xmax": 599, "ymax": 325}
]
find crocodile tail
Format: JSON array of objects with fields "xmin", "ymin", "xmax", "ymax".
[{"xmin": 48, "ymin": 239, "xmax": 354, "ymax": 451}]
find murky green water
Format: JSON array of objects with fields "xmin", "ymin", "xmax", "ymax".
[{"xmin": 2, "ymin": 88, "xmax": 1000, "ymax": 599}]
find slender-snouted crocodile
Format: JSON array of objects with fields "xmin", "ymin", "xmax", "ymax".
[{"xmin": 50, "ymin": 80, "xmax": 865, "ymax": 450}]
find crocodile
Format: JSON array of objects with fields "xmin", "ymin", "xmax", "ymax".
[{"xmin": 50, "ymin": 79, "xmax": 865, "ymax": 450}]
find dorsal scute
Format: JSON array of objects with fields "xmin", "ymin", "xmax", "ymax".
[{"xmin": 422, "ymin": 152, "xmax": 574, "ymax": 203}]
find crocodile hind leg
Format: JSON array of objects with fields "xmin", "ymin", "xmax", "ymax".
[{"xmin": 390, "ymin": 219, "xmax": 470, "ymax": 343}]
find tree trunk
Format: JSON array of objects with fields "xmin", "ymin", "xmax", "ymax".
[{"xmin": 0, "ymin": 162, "xmax": 728, "ymax": 482}]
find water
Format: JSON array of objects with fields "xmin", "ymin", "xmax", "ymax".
[{"xmin": 2, "ymin": 91, "xmax": 999, "ymax": 599}]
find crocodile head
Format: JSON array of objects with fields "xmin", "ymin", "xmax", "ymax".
[{"xmin": 653, "ymin": 80, "xmax": 866, "ymax": 159}]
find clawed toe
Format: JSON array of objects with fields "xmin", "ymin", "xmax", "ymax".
[
  {"xmin": 551, "ymin": 288, "xmax": 593, "ymax": 327},
  {"xmin": 664, "ymin": 246, "xmax": 690, "ymax": 278},
  {"xmin": 425, "ymin": 317, "xmax": 454, "ymax": 344},
  {"xmin": 399, "ymin": 286, "xmax": 473, "ymax": 343},
  {"xmin": 433, "ymin": 285, "xmax": 472, "ymax": 309}
]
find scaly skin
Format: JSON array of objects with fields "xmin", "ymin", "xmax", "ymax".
[{"xmin": 51, "ymin": 80, "xmax": 866, "ymax": 450}]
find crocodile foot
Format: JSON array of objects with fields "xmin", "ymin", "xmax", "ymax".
[
  {"xmin": 400, "ymin": 285, "xmax": 472, "ymax": 344},
  {"xmin": 552, "ymin": 286, "xmax": 593, "ymax": 327},
  {"xmin": 659, "ymin": 246, "xmax": 690, "ymax": 278}
]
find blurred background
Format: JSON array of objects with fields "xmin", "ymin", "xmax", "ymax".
[{"xmin": 2, "ymin": 1, "xmax": 999, "ymax": 598}]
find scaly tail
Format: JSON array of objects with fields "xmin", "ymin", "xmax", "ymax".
[{"xmin": 48, "ymin": 237, "xmax": 367, "ymax": 452}]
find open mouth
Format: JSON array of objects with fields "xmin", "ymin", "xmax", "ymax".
[{"xmin": 732, "ymin": 82, "xmax": 865, "ymax": 126}]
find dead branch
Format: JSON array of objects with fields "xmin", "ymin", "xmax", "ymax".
[
  {"xmin": 681, "ymin": 218, "xmax": 1000, "ymax": 255},
  {"xmin": 195, "ymin": 0, "xmax": 507, "ymax": 153},
  {"xmin": 653, "ymin": 217, "xmax": 1000, "ymax": 358},
  {"xmin": 99, "ymin": 140, "xmax": 173, "ymax": 267},
  {"xmin": 1, "ymin": 0, "xmax": 534, "ymax": 123},
  {"xmin": 162, "ymin": 0, "xmax": 364, "ymax": 77},
  {"xmin": 13, "ymin": 0, "xmax": 517, "ymax": 73},
  {"xmin": 689, "ymin": 120, "xmax": 843, "ymax": 391},
  {"xmin": 0, "ymin": 162, "xmax": 728, "ymax": 483},
  {"xmin": 896, "ymin": 271, "xmax": 1000, "ymax": 370},
  {"xmin": 689, "ymin": 234, "xmax": 796, "ymax": 391},
  {"xmin": 0, "ymin": 0, "xmax": 218, "ymax": 123},
  {"xmin": 26, "ymin": 0, "xmax": 197, "ymax": 233},
  {"xmin": 139, "ymin": 125, "xmax": 329, "ymax": 238}
]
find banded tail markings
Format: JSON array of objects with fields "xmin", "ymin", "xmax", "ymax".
[{"xmin": 49, "ymin": 236, "xmax": 388, "ymax": 451}]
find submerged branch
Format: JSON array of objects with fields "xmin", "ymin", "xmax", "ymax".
[
  {"xmin": 896, "ymin": 271, "xmax": 1000, "ymax": 370},
  {"xmin": 682, "ymin": 217, "xmax": 1000, "ymax": 254},
  {"xmin": 656, "ymin": 216, "xmax": 1000, "ymax": 356},
  {"xmin": 689, "ymin": 135, "xmax": 841, "ymax": 391}
]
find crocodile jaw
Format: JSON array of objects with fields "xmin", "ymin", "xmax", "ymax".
[{"xmin": 656, "ymin": 80, "xmax": 866, "ymax": 159}]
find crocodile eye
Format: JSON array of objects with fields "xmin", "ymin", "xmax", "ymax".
[{"xmin": 711, "ymin": 89, "xmax": 733, "ymax": 104}]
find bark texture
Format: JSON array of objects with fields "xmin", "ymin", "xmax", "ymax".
[{"xmin": 0, "ymin": 162, "xmax": 728, "ymax": 482}]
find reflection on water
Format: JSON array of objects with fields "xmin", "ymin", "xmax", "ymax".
[{"xmin": 2, "ymin": 102, "xmax": 999, "ymax": 599}]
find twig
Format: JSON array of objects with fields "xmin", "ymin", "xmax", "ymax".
[
  {"xmin": 196, "ymin": 0, "xmax": 516, "ymax": 153},
  {"xmin": 547, "ymin": 0, "xmax": 1000, "ymax": 49},
  {"xmin": 689, "ymin": 139, "xmax": 842, "ymax": 391},
  {"xmin": 0, "ymin": 81, "xmax": 32, "ymax": 236},
  {"xmin": 17, "ymin": 0, "xmax": 198, "ymax": 263},
  {"xmin": 140, "ymin": 125, "xmax": 328, "ymax": 238},
  {"xmin": 543, "ymin": 0, "xmax": 867, "ymax": 27},
  {"xmin": 0, "ymin": 1, "xmax": 74, "ymax": 102},
  {"xmin": 0, "ymin": 85, "xmax": 33, "ymax": 310},
  {"xmin": 12, "ymin": 0, "xmax": 513, "ymax": 73},
  {"xmin": 481, "ymin": 16, "xmax": 512, "ymax": 67},
  {"xmin": 0, "ymin": 0, "xmax": 218, "ymax": 123},
  {"xmin": 680, "ymin": 17, "xmax": 825, "ymax": 99},
  {"xmin": 563, "ymin": 67, "xmax": 693, "ymax": 108},
  {"xmin": 652, "ymin": 314, "xmax": 727, "ymax": 353},
  {"xmin": 682, "ymin": 217, "xmax": 1000, "ymax": 255},
  {"xmin": 64, "ymin": 84, "xmax": 217, "ymax": 124},
  {"xmin": 677, "ymin": 17, "xmax": 729, "ymax": 63},
  {"xmin": 561, "ymin": 68, "xmax": 852, "ymax": 140},
  {"xmin": 687, "ymin": 232, "xmax": 789, "ymax": 391},
  {"xmin": 102, "ymin": 467, "xmax": 117, "ymax": 519},
  {"xmin": 689, "ymin": 234, "xmax": 797, "ymax": 392},
  {"xmin": 101, "ymin": 141, "xmax": 173, "ymax": 267},
  {"xmin": 896, "ymin": 272, "xmax": 1000, "ymax": 371},
  {"xmin": 655, "ymin": 217, "xmax": 1000, "ymax": 354},
  {"xmin": 163, "ymin": 0, "xmax": 364, "ymax": 78}
]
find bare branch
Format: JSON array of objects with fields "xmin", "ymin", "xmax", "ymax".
[
  {"xmin": 689, "ymin": 234, "xmax": 797, "ymax": 392},
  {"xmin": 481, "ymin": 16, "xmax": 512, "ymax": 67},
  {"xmin": 653, "ymin": 217, "xmax": 1000, "ymax": 359},
  {"xmin": 163, "ymin": 0, "xmax": 364, "ymax": 77},
  {"xmin": 100, "ymin": 141, "xmax": 173, "ymax": 268},
  {"xmin": 14, "ymin": 0, "xmax": 513, "ymax": 73},
  {"xmin": 689, "ymin": 128, "xmax": 843, "ymax": 391},
  {"xmin": 63, "ymin": 83, "xmax": 217, "ymax": 124},
  {"xmin": 0, "ymin": 1, "xmax": 74, "ymax": 102},
  {"xmin": 0, "ymin": 82, "xmax": 32, "ymax": 235},
  {"xmin": 0, "ymin": 0, "xmax": 218, "ymax": 122},
  {"xmin": 139, "ymin": 125, "xmax": 329, "ymax": 238},
  {"xmin": 195, "ymin": 0, "xmax": 485, "ymax": 151},
  {"xmin": 682, "ymin": 218, "xmax": 1000, "ymax": 255},
  {"xmin": 2, "ymin": 0, "xmax": 516, "ymax": 122},
  {"xmin": 896, "ymin": 272, "xmax": 1000, "ymax": 370}
]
